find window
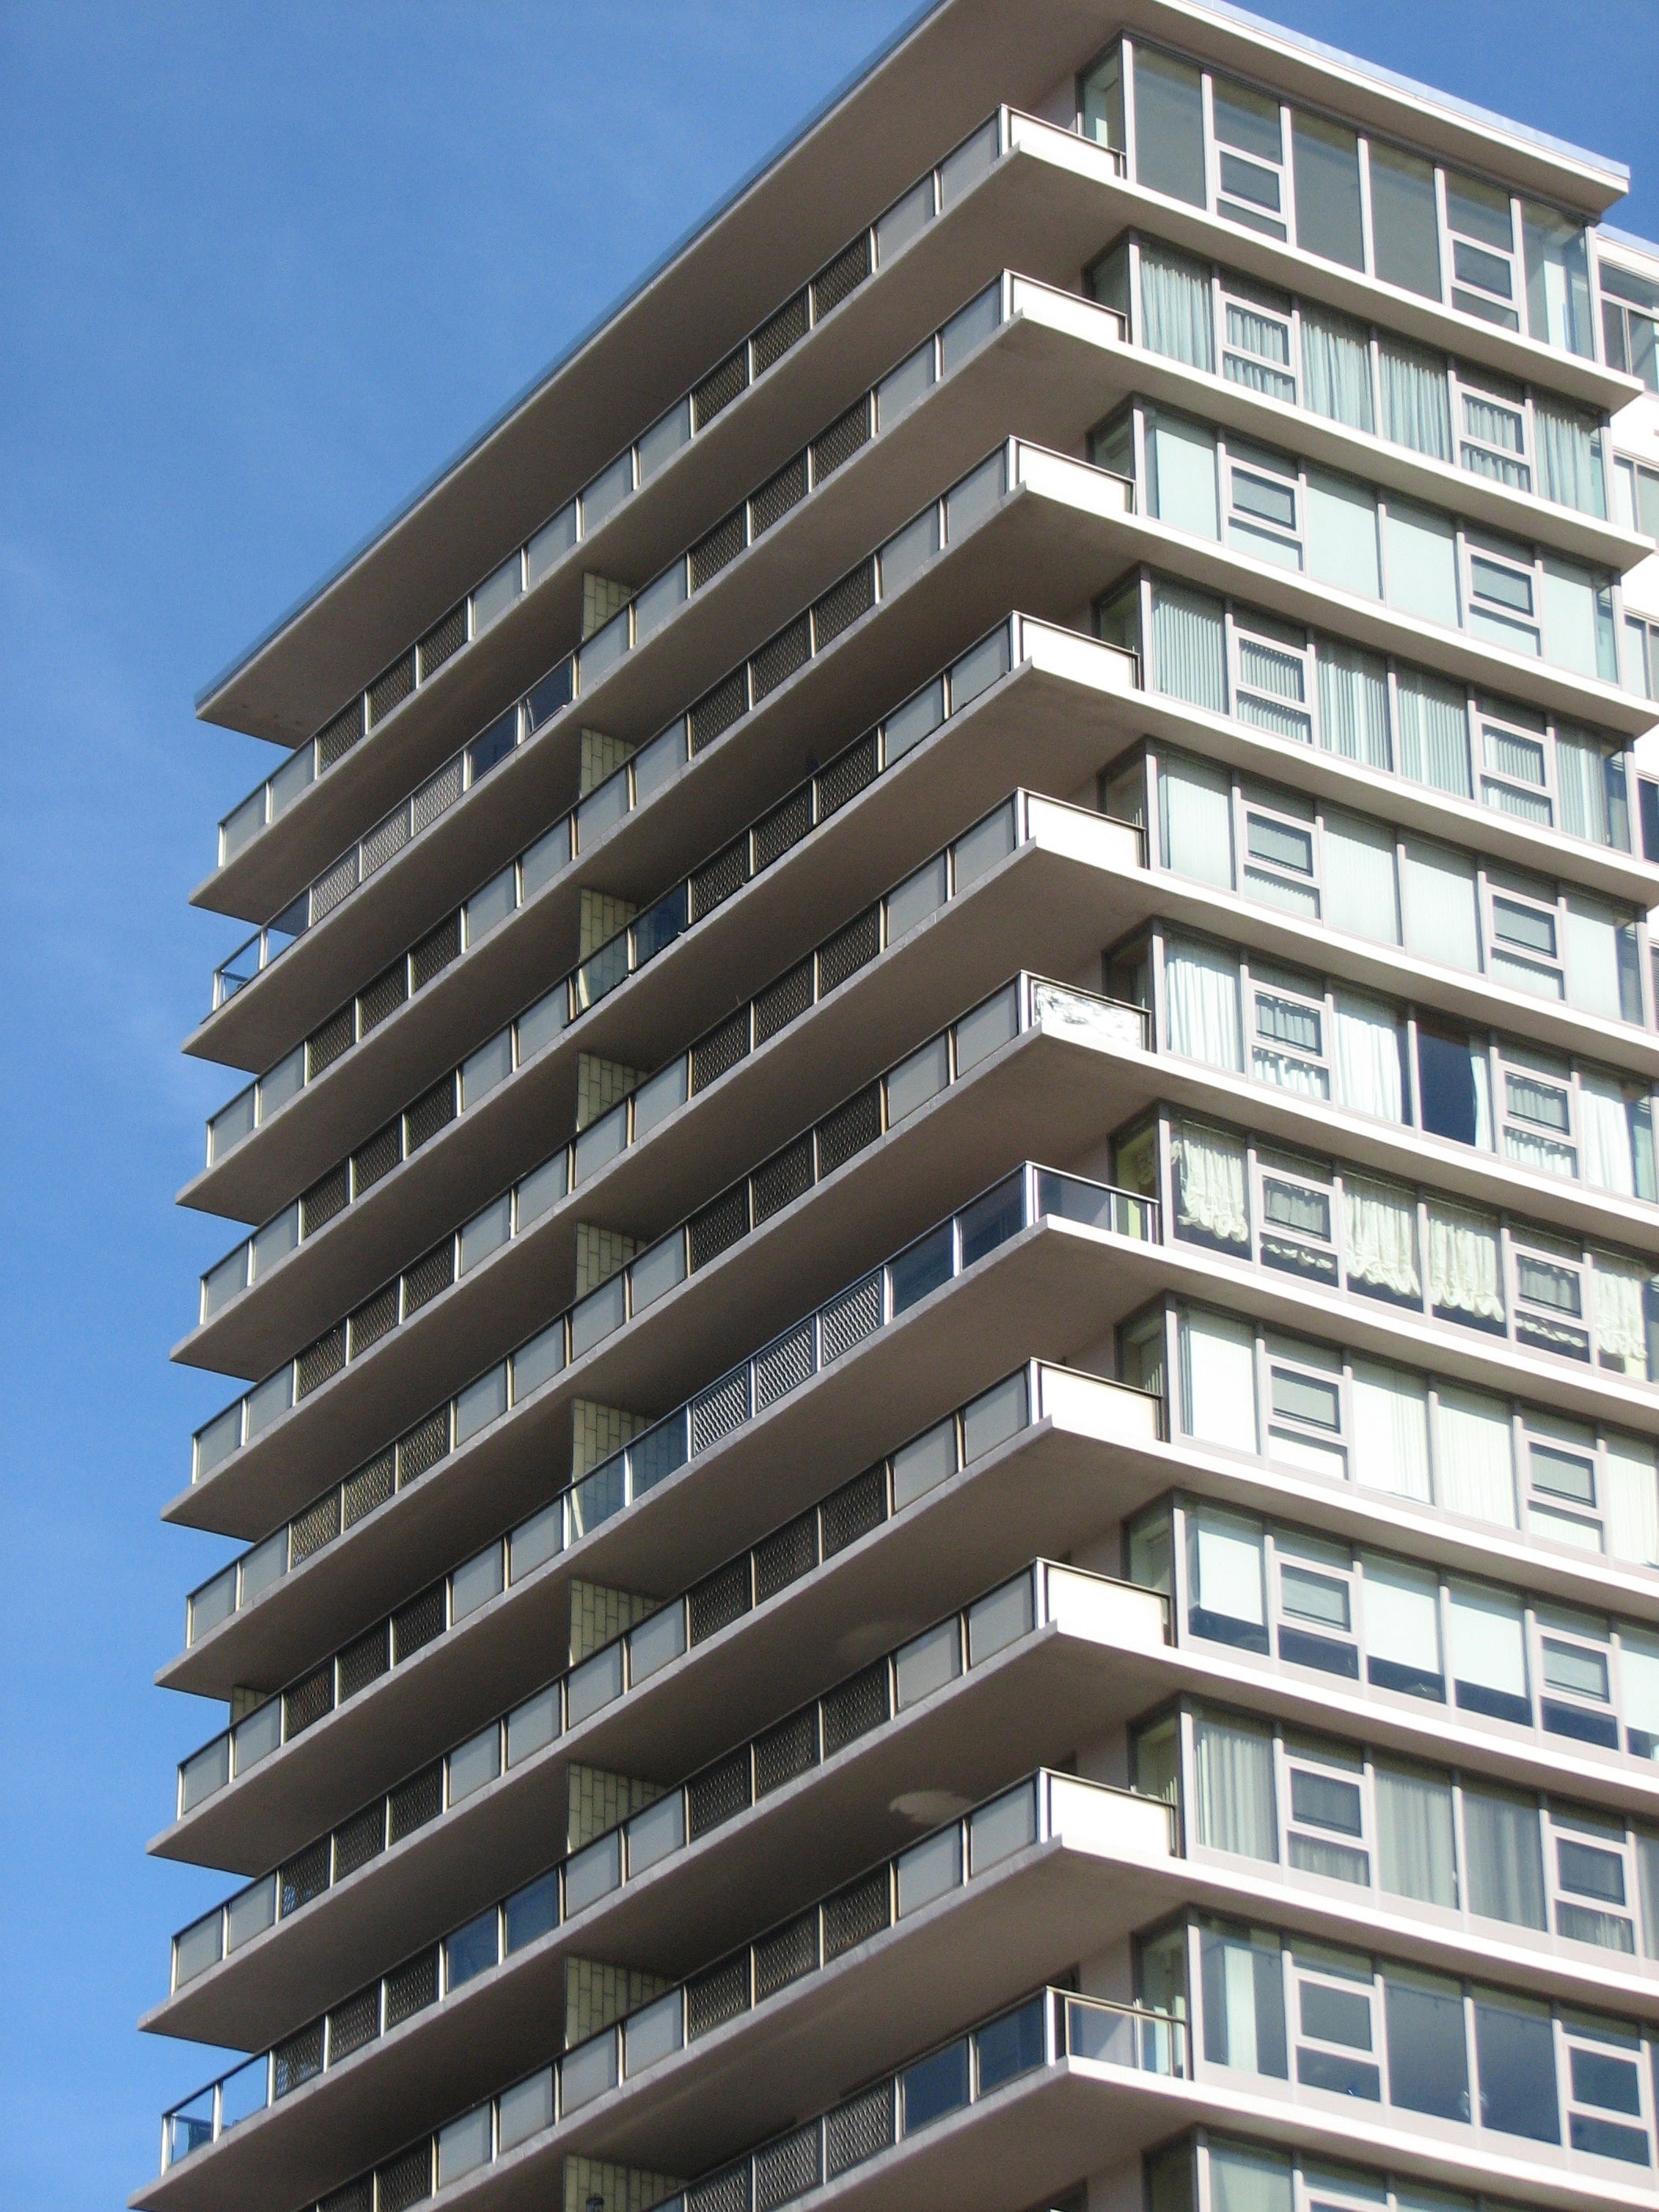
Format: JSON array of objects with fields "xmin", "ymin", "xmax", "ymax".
[
  {"xmin": 1464, "ymin": 530, "xmax": 1538, "ymax": 654},
  {"xmin": 1199, "ymin": 1921, "xmax": 1287, "ymax": 2075},
  {"xmin": 1454, "ymin": 366, "xmax": 1530, "ymax": 490},
  {"xmin": 1522, "ymin": 203, "xmax": 1595, "ymax": 357},
  {"xmin": 1628, "ymin": 615, "xmax": 1659, "ymax": 702},
  {"xmin": 1210, "ymin": 75, "xmax": 1287, "ymax": 239},
  {"xmin": 1613, "ymin": 453, "xmax": 1659, "ymax": 540},
  {"xmin": 1291, "ymin": 115, "xmax": 1364, "ymax": 271},
  {"xmin": 1484, "ymin": 870, "xmax": 1565, "ymax": 998},
  {"xmin": 1368, "ymin": 142, "xmax": 1441, "ymax": 298},
  {"xmin": 1134, "ymin": 49, "xmax": 1206, "ymax": 207},
  {"xmin": 1445, "ymin": 170, "xmax": 1520, "ymax": 330},
  {"xmin": 1078, "ymin": 46, "xmax": 1124, "ymax": 152},
  {"xmin": 1602, "ymin": 262, "xmax": 1659, "ymax": 392},
  {"xmin": 1220, "ymin": 277, "xmax": 1295, "ymax": 403}
]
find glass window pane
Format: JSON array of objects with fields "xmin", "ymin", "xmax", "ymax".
[
  {"xmin": 1369, "ymin": 144, "xmax": 1441, "ymax": 298},
  {"xmin": 1475, "ymin": 1994, "xmax": 1560, "ymax": 2141},
  {"xmin": 1384, "ymin": 1970, "xmax": 1470, "ymax": 2119},
  {"xmin": 1307, "ymin": 471, "xmax": 1379, "ymax": 597},
  {"xmin": 1133, "ymin": 49, "xmax": 1205, "ymax": 206},
  {"xmin": 1292, "ymin": 114, "xmax": 1364, "ymax": 269}
]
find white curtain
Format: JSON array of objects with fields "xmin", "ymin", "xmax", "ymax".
[
  {"xmin": 1166, "ymin": 940, "xmax": 1242, "ymax": 1068},
  {"xmin": 1556, "ymin": 727, "xmax": 1618, "ymax": 846},
  {"xmin": 1621, "ymin": 1633, "xmax": 1659, "ymax": 1742},
  {"xmin": 1331, "ymin": 993, "xmax": 1405, "ymax": 1122},
  {"xmin": 1195, "ymin": 1715, "xmax": 1277, "ymax": 1859},
  {"xmin": 1396, "ymin": 670, "xmax": 1471, "ymax": 796},
  {"xmin": 1236, "ymin": 633, "xmax": 1313, "ymax": 742},
  {"xmin": 1404, "ymin": 842, "xmax": 1480, "ymax": 970},
  {"xmin": 1580, "ymin": 1073, "xmax": 1637, "ymax": 1195},
  {"xmin": 1176, "ymin": 1123, "xmax": 1251, "ymax": 1247},
  {"xmin": 1564, "ymin": 895, "xmax": 1633, "ymax": 1022},
  {"xmin": 1192, "ymin": 1509, "xmax": 1266, "ymax": 1618},
  {"xmin": 1427, "ymin": 1210, "xmax": 1505, "ymax": 1325},
  {"xmin": 1160, "ymin": 756, "xmax": 1234, "ymax": 885},
  {"xmin": 1605, "ymin": 1437, "xmax": 1659, "ymax": 1568},
  {"xmin": 1306, "ymin": 470, "xmax": 1380, "ymax": 598},
  {"xmin": 1463, "ymin": 1789, "xmax": 1546, "ymax": 1929},
  {"xmin": 1302, "ymin": 309, "xmax": 1375, "ymax": 430},
  {"xmin": 1593, "ymin": 1257, "xmax": 1650, "ymax": 1370},
  {"xmin": 1434, "ymin": 1386, "xmax": 1517, "ymax": 1525},
  {"xmin": 1447, "ymin": 1584, "xmax": 1528, "ymax": 1692},
  {"xmin": 1324, "ymin": 811, "xmax": 1400, "ymax": 943},
  {"xmin": 1350, "ymin": 1359, "xmax": 1431, "ymax": 1499},
  {"xmin": 1536, "ymin": 400, "xmax": 1602, "ymax": 515},
  {"xmin": 1344, "ymin": 1177, "xmax": 1420, "ymax": 1298},
  {"xmin": 1379, "ymin": 338, "xmax": 1452, "ymax": 459},
  {"xmin": 1152, "ymin": 584, "xmax": 1227, "ymax": 712},
  {"xmin": 1315, "ymin": 638, "xmax": 1390, "ymax": 766},
  {"xmin": 1375, "ymin": 1764, "xmax": 1457, "ymax": 1906},
  {"xmin": 1140, "ymin": 246, "xmax": 1216, "ymax": 370},
  {"xmin": 1182, "ymin": 1311, "xmax": 1258, "ymax": 1446},
  {"xmin": 1361, "ymin": 1555, "xmax": 1441, "ymax": 1672}
]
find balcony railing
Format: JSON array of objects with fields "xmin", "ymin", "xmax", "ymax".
[
  {"xmin": 162, "ymin": 1768, "xmax": 1172, "ymax": 2163},
  {"xmin": 242, "ymin": 1973, "xmax": 1181, "ymax": 2210},
  {"xmin": 164, "ymin": 1727, "xmax": 1171, "ymax": 2170},
  {"xmin": 201, "ymin": 429, "xmax": 1035, "ymax": 1167},
  {"xmin": 188, "ymin": 974, "xmax": 1145, "ymax": 1642},
  {"xmin": 205, "ymin": 274, "xmax": 1013, "ymax": 1019},
  {"xmin": 197, "ymin": 609, "xmax": 1054, "ymax": 1296},
  {"xmin": 191, "ymin": 789, "xmax": 1145, "ymax": 1479},
  {"xmin": 212, "ymin": 114, "xmax": 1007, "ymax": 877},
  {"xmin": 175, "ymin": 1147, "xmax": 1159, "ymax": 1811}
]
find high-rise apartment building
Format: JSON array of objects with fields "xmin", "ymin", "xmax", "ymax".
[{"xmin": 139, "ymin": 8, "xmax": 1659, "ymax": 2212}]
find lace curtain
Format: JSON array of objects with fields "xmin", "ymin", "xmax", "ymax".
[
  {"xmin": 1176, "ymin": 1123, "xmax": 1250, "ymax": 1247},
  {"xmin": 1427, "ymin": 1207, "xmax": 1504, "ymax": 1322},
  {"xmin": 1343, "ymin": 1177, "xmax": 1420, "ymax": 1298}
]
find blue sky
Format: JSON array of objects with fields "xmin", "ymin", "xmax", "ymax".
[{"xmin": 1, "ymin": 2, "xmax": 1654, "ymax": 2203}]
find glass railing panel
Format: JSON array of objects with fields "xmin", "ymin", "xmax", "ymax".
[{"xmin": 208, "ymin": 113, "xmax": 1009, "ymax": 883}]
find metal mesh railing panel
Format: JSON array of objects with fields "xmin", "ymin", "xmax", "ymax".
[
  {"xmin": 350, "ymin": 1121, "xmax": 401, "ymax": 1196},
  {"xmin": 361, "ymin": 808, "xmax": 410, "ymax": 878},
  {"xmin": 816, "ymin": 907, "xmax": 880, "ymax": 995},
  {"xmin": 753, "ymin": 959, "xmax": 812, "ymax": 1048},
  {"xmin": 297, "ymin": 1327, "xmax": 345, "ymax": 1398},
  {"xmin": 690, "ymin": 1369, "xmax": 750, "ymax": 1456},
  {"xmin": 754, "ymin": 1514, "xmax": 817, "ymax": 1605},
  {"xmin": 409, "ymin": 912, "xmax": 461, "ymax": 991},
  {"xmin": 690, "ymin": 838, "xmax": 748, "ymax": 921},
  {"xmin": 401, "ymin": 1243, "xmax": 455, "ymax": 1315},
  {"xmin": 821, "ymin": 1661, "xmax": 889, "ymax": 1755},
  {"xmin": 283, "ymin": 1665, "xmax": 333, "ymax": 1741},
  {"xmin": 301, "ymin": 1163, "xmax": 350, "ymax": 1237},
  {"xmin": 280, "ymin": 1838, "xmax": 331, "ymax": 1917},
  {"xmin": 810, "ymin": 399, "xmax": 871, "ymax": 485},
  {"xmin": 411, "ymin": 756, "xmax": 463, "ymax": 836},
  {"xmin": 690, "ymin": 1010, "xmax": 749, "ymax": 1094},
  {"xmin": 397, "ymin": 1412, "xmax": 449, "ymax": 1485},
  {"xmin": 754, "ymin": 1915, "xmax": 818, "ymax": 2003},
  {"xmin": 755, "ymin": 2123, "xmax": 821, "ymax": 2212},
  {"xmin": 750, "ymin": 616, "xmax": 810, "ymax": 702},
  {"xmin": 383, "ymin": 1948, "xmax": 439, "ymax": 2028},
  {"xmin": 820, "ymin": 1464, "xmax": 887, "ymax": 1558},
  {"xmin": 317, "ymin": 701, "xmax": 364, "ymax": 770},
  {"xmin": 291, "ymin": 1490, "xmax": 342, "ymax": 1562},
  {"xmin": 320, "ymin": 2181, "xmax": 372, "ymax": 2212},
  {"xmin": 348, "ymin": 1284, "xmax": 399, "ymax": 1360},
  {"xmin": 690, "ymin": 1187, "xmax": 749, "ymax": 1273},
  {"xmin": 690, "ymin": 509, "xmax": 747, "ymax": 591},
  {"xmin": 375, "ymin": 2140, "xmax": 433, "ymax": 2212},
  {"xmin": 688, "ymin": 1558, "xmax": 751, "ymax": 1646},
  {"xmin": 818, "ymin": 1273, "xmax": 881, "ymax": 1364},
  {"xmin": 690, "ymin": 669, "xmax": 748, "ymax": 755},
  {"xmin": 391, "ymin": 1584, "xmax": 446, "ymax": 1664},
  {"xmin": 815, "ymin": 734, "xmax": 877, "ymax": 819},
  {"xmin": 404, "ymin": 1077, "xmax": 456, "ymax": 1153},
  {"xmin": 751, "ymin": 1136, "xmax": 812, "ymax": 1226},
  {"xmin": 336, "ymin": 1624, "xmax": 390, "ymax": 1702},
  {"xmin": 753, "ymin": 1321, "xmax": 813, "ymax": 1411},
  {"xmin": 367, "ymin": 654, "xmax": 416, "ymax": 728},
  {"xmin": 752, "ymin": 786, "xmax": 812, "ymax": 871},
  {"xmin": 822, "ymin": 1867, "xmax": 891, "ymax": 1960},
  {"xmin": 307, "ymin": 1005, "xmax": 355, "ymax": 1076},
  {"xmin": 310, "ymin": 851, "xmax": 360, "ymax": 923},
  {"xmin": 687, "ymin": 1952, "xmax": 750, "ymax": 2039},
  {"xmin": 327, "ymin": 1985, "xmax": 380, "ymax": 2062},
  {"xmin": 811, "ymin": 562, "xmax": 874, "ymax": 652},
  {"xmin": 753, "ymin": 1708, "xmax": 818, "ymax": 1799},
  {"xmin": 342, "ymin": 1448, "xmax": 394, "ymax": 1528},
  {"xmin": 689, "ymin": 2167, "xmax": 751, "ymax": 2212},
  {"xmin": 749, "ymin": 454, "xmax": 808, "ymax": 539},
  {"xmin": 416, "ymin": 603, "xmax": 467, "ymax": 681},
  {"xmin": 332, "ymin": 1801, "xmax": 386, "ymax": 1881},
  {"xmin": 357, "ymin": 964, "xmax": 407, "ymax": 1035},
  {"xmin": 811, "ymin": 234, "xmax": 871, "ymax": 322},
  {"xmin": 387, "ymin": 1763, "xmax": 442, "ymax": 1843},
  {"xmin": 687, "ymin": 1749, "xmax": 752, "ymax": 1839},
  {"xmin": 273, "ymin": 2021, "xmax": 324, "ymax": 2099},
  {"xmin": 815, "ymin": 1086, "xmax": 880, "ymax": 1178},
  {"xmin": 751, "ymin": 293, "xmax": 808, "ymax": 375},
  {"xmin": 825, "ymin": 2081, "xmax": 893, "ymax": 2177},
  {"xmin": 692, "ymin": 349, "xmax": 749, "ymax": 431}
]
